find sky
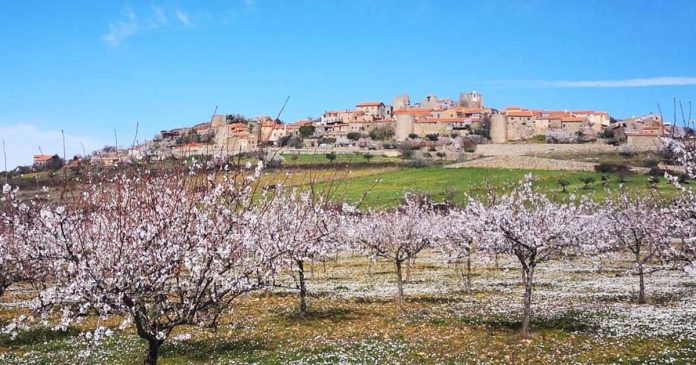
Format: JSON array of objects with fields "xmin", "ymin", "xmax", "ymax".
[{"xmin": 1, "ymin": 0, "xmax": 696, "ymax": 168}]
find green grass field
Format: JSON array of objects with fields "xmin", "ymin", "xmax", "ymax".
[
  {"xmin": 325, "ymin": 166, "xmax": 679, "ymax": 207},
  {"xmin": 279, "ymin": 152, "xmax": 401, "ymax": 165}
]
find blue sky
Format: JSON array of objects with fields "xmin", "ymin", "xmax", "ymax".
[{"xmin": 1, "ymin": 0, "xmax": 696, "ymax": 168}]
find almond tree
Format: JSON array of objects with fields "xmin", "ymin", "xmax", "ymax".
[
  {"xmin": 0, "ymin": 184, "xmax": 49, "ymax": 298},
  {"xmin": 601, "ymin": 192, "xmax": 679, "ymax": 304},
  {"xmin": 13, "ymin": 164, "xmax": 270, "ymax": 365},
  {"xmin": 252, "ymin": 187, "xmax": 337, "ymax": 315},
  {"xmin": 478, "ymin": 176, "xmax": 597, "ymax": 338},
  {"xmin": 436, "ymin": 201, "xmax": 486, "ymax": 293},
  {"xmin": 664, "ymin": 137, "xmax": 696, "ymax": 277},
  {"xmin": 342, "ymin": 194, "xmax": 444, "ymax": 305}
]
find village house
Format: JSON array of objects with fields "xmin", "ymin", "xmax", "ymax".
[
  {"xmin": 620, "ymin": 113, "xmax": 665, "ymax": 148},
  {"xmin": 355, "ymin": 101, "xmax": 392, "ymax": 120},
  {"xmin": 33, "ymin": 154, "xmax": 55, "ymax": 166}
]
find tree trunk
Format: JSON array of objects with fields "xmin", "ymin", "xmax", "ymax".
[
  {"xmin": 0, "ymin": 280, "xmax": 9, "ymax": 298},
  {"xmin": 638, "ymin": 263, "xmax": 646, "ymax": 304},
  {"xmin": 466, "ymin": 251, "xmax": 472, "ymax": 294},
  {"xmin": 521, "ymin": 266, "xmax": 534, "ymax": 338},
  {"xmin": 310, "ymin": 258, "xmax": 315, "ymax": 279},
  {"xmin": 635, "ymin": 245, "xmax": 646, "ymax": 304},
  {"xmin": 144, "ymin": 339, "xmax": 163, "ymax": 365},
  {"xmin": 395, "ymin": 259, "xmax": 405, "ymax": 305},
  {"xmin": 297, "ymin": 259, "xmax": 307, "ymax": 315}
]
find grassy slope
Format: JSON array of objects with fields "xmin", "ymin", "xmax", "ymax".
[
  {"xmin": 279, "ymin": 152, "xmax": 400, "ymax": 165},
  {"xmin": 328, "ymin": 166, "xmax": 679, "ymax": 207}
]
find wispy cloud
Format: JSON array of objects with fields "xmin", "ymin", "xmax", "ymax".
[
  {"xmin": 103, "ymin": 6, "xmax": 139, "ymax": 46},
  {"xmin": 175, "ymin": 9, "xmax": 191, "ymax": 26},
  {"xmin": 103, "ymin": 5, "xmax": 192, "ymax": 46},
  {"xmin": 543, "ymin": 76, "xmax": 696, "ymax": 88},
  {"xmin": 149, "ymin": 6, "xmax": 169, "ymax": 28}
]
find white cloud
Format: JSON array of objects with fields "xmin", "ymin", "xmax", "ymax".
[
  {"xmin": 102, "ymin": 6, "xmax": 139, "ymax": 46},
  {"xmin": 103, "ymin": 5, "xmax": 192, "ymax": 46},
  {"xmin": 543, "ymin": 76, "xmax": 696, "ymax": 88},
  {"xmin": 175, "ymin": 9, "xmax": 191, "ymax": 26},
  {"xmin": 0, "ymin": 124, "xmax": 107, "ymax": 170},
  {"xmin": 149, "ymin": 6, "xmax": 169, "ymax": 28}
]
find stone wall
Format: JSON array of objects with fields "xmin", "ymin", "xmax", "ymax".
[{"xmin": 475, "ymin": 143, "xmax": 658, "ymax": 156}]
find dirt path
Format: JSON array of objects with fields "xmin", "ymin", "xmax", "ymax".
[{"xmin": 445, "ymin": 156, "xmax": 598, "ymax": 171}]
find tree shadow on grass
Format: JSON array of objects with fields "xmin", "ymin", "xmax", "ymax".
[
  {"xmin": 405, "ymin": 295, "xmax": 456, "ymax": 305},
  {"xmin": 0, "ymin": 326, "xmax": 80, "ymax": 347},
  {"xmin": 160, "ymin": 338, "xmax": 270, "ymax": 362},
  {"xmin": 276, "ymin": 306, "xmax": 358, "ymax": 325},
  {"xmin": 461, "ymin": 311, "xmax": 594, "ymax": 334}
]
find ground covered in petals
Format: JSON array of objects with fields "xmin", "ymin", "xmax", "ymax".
[{"xmin": 1, "ymin": 253, "xmax": 695, "ymax": 364}]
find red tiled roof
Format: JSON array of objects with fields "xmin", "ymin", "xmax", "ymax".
[
  {"xmin": 572, "ymin": 110, "xmax": 608, "ymax": 116},
  {"xmin": 33, "ymin": 154, "xmax": 53, "ymax": 162},
  {"xmin": 356, "ymin": 101, "xmax": 384, "ymax": 107},
  {"xmin": 546, "ymin": 111, "xmax": 571, "ymax": 118},
  {"xmin": 506, "ymin": 110, "xmax": 535, "ymax": 117},
  {"xmin": 393, "ymin": 108, "xmax": 433, "ymax": 116},
  {"xmin": 561, "ymin": 116, "xmax": 585, "ymax": 122}
]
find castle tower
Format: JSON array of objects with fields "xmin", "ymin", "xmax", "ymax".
[
  {"xmin": 395, "ymin": 114, "xmax": 415, "ymax": 141},
  {"xmin": 459, "ymin": 91, "xmax": 482, "ymax": 108},
  {"xmin": 211, "ymin": 114, "xmax": 227, "ymax": 128},
  {"xmin": 392, "ymin": 94, "xmax": 410, "ymax": 109},
  {"xmin": 489, "ymin": 113, "xmax": 507, "ymax": 144}
]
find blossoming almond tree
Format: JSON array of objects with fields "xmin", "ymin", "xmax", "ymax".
[
  {"xmin": 252, "ymin": 187, "xmax": 337, "ymax": 315},
  {"xmin": 478, "ymin": 176, "xmax": 597, "ymax": 338},
  {"xmin": 436, "ymin": 200, "xmax": 486, "ymax": 293},
  {"xmin": 664, "ymin": 137, "xmax": 696, "ymax": 277},
  {"xmin": 13, "ymin": 164, "xmax": 270, "ymax": 365},
  {"xmin": 0, "ymin": 184, "xmax": 33, "ymax": 297},
  {"xmin": 342, "ymin": 194, "xmax": 444, "ymax": 305},
  {"xmin": 602, "ymin": 192, "xmax": 682, "ymax": 303},
  {"xmin": 0, "ymin": 184, "xmax": 53, "ymax": 298}
]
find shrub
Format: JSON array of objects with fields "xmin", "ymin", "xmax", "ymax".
[
  {"xmin": 299, "ymin": 125, "xmax": 316, "ymax": 138},
  {"xmin": 370, "ymin": 127, "xmax": 395, "ymax": 141},
  {"xmin": 648, "ymin": 167, "xmax": 666, "ymax": 176},
  {"xmin": 318, "ymin": 137, "xmax": 336, "ymax": 145},
  {"xmin": 287, "ymin": 135, "xmax": 304, "ymax": 149},
  {"xmin": 408, "ymin": 133, "xmax": 419, "ymax": 139},
  {"xmin": 617, "ymin": 169, "xmax": 629, "ymax": 183},
  {"xmin": 398, "ymin": 143, "xmax": 414, "ymax": 159},
  {"xmin": 407, "ymin": 158, "xmax": 433, "ymax": 168},
  {"xmin": 382, "ymin": 142, "xmax": 397, "ymax": 149},
  {"xmin": 546, "ymin": 131, "xmax": 577, "ymax": 144},
  {"xmin": 558, "ymin": 179, "xmax": 569, "ymax": 193},
  {"xmin": 579, "ymin": 176, "xmax": 595, "ymax": 189},
  {"xmin": 619, "ymin": 146, "xmax": 635, "ymax": 157},
  {"xmin": 347, "ymin": 132, "xmax": 362, "ymax": 141},
  {"xmin": 595, "ymin": 163, "xmax": 629, "ymax": 173}
]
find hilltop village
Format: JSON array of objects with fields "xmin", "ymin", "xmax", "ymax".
[{"xmin": 33, "ymin": 91, "xmax": 669, "ymax": 167}]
